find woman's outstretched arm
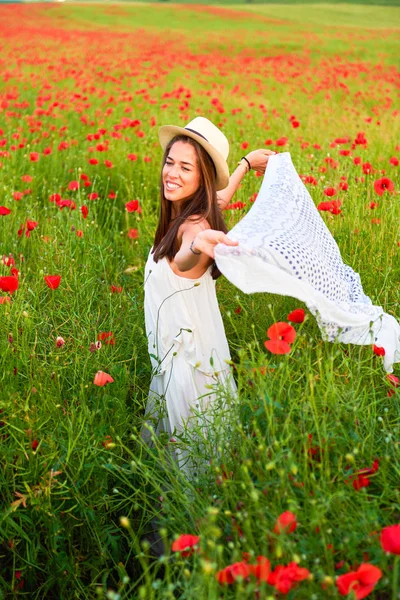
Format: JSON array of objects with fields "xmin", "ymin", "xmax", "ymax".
[{"xmin": 217, "ymin": 148, "xmax": 276, "ymax": 210}]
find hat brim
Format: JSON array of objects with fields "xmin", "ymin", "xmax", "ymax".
[{"xmin": 158, "ymin": 125, "xmax": 229, "ymax": 191}]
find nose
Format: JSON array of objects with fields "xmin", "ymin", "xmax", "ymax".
[{"xmin": 166, "ymin": 163, "xmax": 180, "ymax": 179}]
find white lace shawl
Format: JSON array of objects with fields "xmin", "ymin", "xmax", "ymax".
[{"xmin": 214, "ymin": 152, "xmax": 400, "ymax": 373}]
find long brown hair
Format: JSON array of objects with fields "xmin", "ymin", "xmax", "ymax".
[{"xmin": 152, "ymin": 134, "xmax": 228, "ymax": 279}]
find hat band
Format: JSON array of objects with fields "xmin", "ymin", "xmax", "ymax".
[{"xmin": 184, "ymin": 127, "xmax": 209, "ymax": 142}]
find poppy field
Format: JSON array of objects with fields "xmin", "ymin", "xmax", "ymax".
[{"xmin": 0, "ymin": 3, "xmax": 400, "ymax": 599}]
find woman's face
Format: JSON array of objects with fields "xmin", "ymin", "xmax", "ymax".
[{"xmin": 162, "ymin": 141, "xmax": 201, "ymax": 205}]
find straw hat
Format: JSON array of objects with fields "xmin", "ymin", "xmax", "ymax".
[{"xmin": 158, "ymin": 116, "xmax": 230, "ymax": 190}]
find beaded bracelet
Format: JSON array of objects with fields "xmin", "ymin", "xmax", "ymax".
[{"xmin": 190, "ymin": 239, "xmax": 201, "ymax": 255}]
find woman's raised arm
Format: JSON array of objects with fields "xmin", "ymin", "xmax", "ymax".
[{"xmin": 217, "ymin": 148, "xmax": 276, "ymax": 210}]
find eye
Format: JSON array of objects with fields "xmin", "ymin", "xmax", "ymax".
[{"xmin": 182, "ymin": 166, "xmax": 190, "ymax": 172}]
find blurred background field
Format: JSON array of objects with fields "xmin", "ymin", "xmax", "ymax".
[{"xmin": 0, "ymin": 2, "xmax": 399, "ymax": 599}]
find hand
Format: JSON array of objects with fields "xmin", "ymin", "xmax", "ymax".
[
  {"xmin": 244, "ymin": 148, "xmax": 276, "ymax": 174},
  {"xmin": 193, "ymin": 229, "xmax": 239, "ymax": 259}
]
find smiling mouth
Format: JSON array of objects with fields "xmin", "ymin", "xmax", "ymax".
[{"xmin": 165, "ymin": 182, "xmax": 181, "ymax": 191}]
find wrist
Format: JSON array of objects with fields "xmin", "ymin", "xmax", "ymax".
[{"xmin": 237, "ymin": 157, "xmax": 251, "ymax": 174}]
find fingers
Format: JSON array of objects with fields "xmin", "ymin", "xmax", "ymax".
[{"xmin": 222, "ymin": 234, "xmax": 239, "ymax": 246}]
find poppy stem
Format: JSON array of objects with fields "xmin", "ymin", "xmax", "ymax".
[{"xmin": 392, "ymin": 555, "xmax": 399, "ymax": 600}]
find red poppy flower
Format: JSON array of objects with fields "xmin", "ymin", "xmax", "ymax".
[
  {"xmin": 97, "ymin": 332, "xmax": 115, "ymax": 345},
  {"xmin": 68, "ymin": 180, "xmax": 79, "ymax": 191},
  {"xmin": 13, "ymin": 192, "xmax": 23, "ymax": 201},
  {"xmin": 26, "ymin": 220, "xmax": 38, "ymax": 231},
  {"xmin": 0, "ymin": 276, "xmax": 18, "ymax": 293},
  {"xmin": 0, "ymin": 206, "xmax": 10, "ymax": 215},
  {"xmin": 102, "ymin": 435, "xmax": 114, "ymax": 449},
  {"xmin": 373, "ymin": 345, "xmax": 385, "ymax": 356},
  {"xmin": 251, "ymin": 556, "xmax": 271, "ymax": 582},
  {"xmin": 389, "ymin": 157, "xmax": 399, "ymax": 166},
  {"xmin": 380, "ymin": 524, "xmax": 400, "ymax": 554},
  {"xmin": 81, "ymin": 205, "xmax": 88, "ymax": 219},
  {"xmin": 317, "ymin": 200, "xmax": 342, "ymax": 215},
  {"xmin": 29, "ymin": 152, "xmax": 39, "ymax": 162},
  {"xmin": 362, "ymin": 163, "xmax": 372, "ymax": 175},
  {"xmin": 44, "ymin": 275, "xmax": 61, "ymax": 290},
  {"xmin": 216, "ymin": 561, "xmax": 251, "ymax": 585},
  {"xmin": 324, "ymin": 187, "xmax": 336, "ymax": 197},
  {"xmin": 127, "ymin": 153, "xmax": 138, "ymax": 161},
  {"xmin": 387, "ymin": 374, "xmax": 399, "ymax": 387},
  {"xmin": 274, "ymin": 511, "xmax": 297, "ymax": 534},
  {"xmin": 93, "ymin": 370, "xmax": 114, "ymax": 386},
  {"xmin": 336, "ymin": 563, "xmax": 382, "ymax": 599},
  {"xmin": 88, "ymin": 192, "xmax": 98, "ymax": 200},
  {"xmin": 110, "ymin": 285, "xmax": 122, "ymax": 293},
  {"xmin": 104, "ymin": 160, "xmax": 113, "ymax": 168},
  {"xmin": 268, "ymin": 562, "xmax": 310, "ymax": 594},
  {"xmin": 125, "ymin": 200, "xmax": 139, "ymax": 212},
  {"xmin": 287, "ymin": 308, "xmax": 305, "ymax": 323},
  {"xmin": 267, "ymin": 322, "xmax": 296, "ymax": 343},
  {"xmin": 31, "ymin": 439, "xmax": 39, "ymax": 451},
  {"xmin": 374, "ymin": 177, "xmax": 395, "ymax": 196},
  {"xmin": 43, "ymin": 147, "xmax": 52, "ymax": 155},
  {"xmin": 127, "ymin": 228, "xmax": 139, "ymax": 239},
  {"xmin": 264, "ymin": 322, "xmax": 296, "ymax": 354},
  {"xmin": 171, "ymin": 534, "xmax": 200, "ymax": 558},
  {"xmin": 89, "ymin": 158, "xmax": 99, "ymax": 165}
]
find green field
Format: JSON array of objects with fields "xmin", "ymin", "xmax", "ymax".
[{"xmin": 0, "ymin": 3, "xmax": 399, "ymax": 599}]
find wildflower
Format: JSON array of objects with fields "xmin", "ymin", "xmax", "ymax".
[
  {"xmin": 44, "ymin": 275, "xmax": 61, "ymax": 290},
  {"xmin": 287, "ymin": 308, "xmax": 305, "ymax": 323},
  {"xmin": 372, "ymin": 345, "xmax": 385, "ymax": 356},
  {"xmin": 324, "ymin": 187, "xmax": 336, "ymax": 197},
  {"xmin": 172, "ymin": 534, "xmax": 200, "ymax": 558},
  {"xmin": 97, "ymin": 332, "xmax": 115, "ymax": 345},
  {"xmin": 0, "ymin": 206, "xmax": 10, "ymax": 215},
  {"xmin": 264, "ymin": 322, "xmax": 296, "ymax": 355},
  {"xmin": 373, "ymin": 177, "xmax": 394, "ymax": 196},
  {"xmin": 127, "ymin": 228, "xmax": 139, "ymax": 239},
  {"xmin": 380, "ymin": 524, "xmax": 400, "ymax": 554},
  {"xmin": 336, "ymin": 563, "xmax": 382, "ymax": 599},
  {"xmin": 68, "ymin": 180, "xmax": 79, "ymax": 191},
  {"xmin": 387, "ymin": 374, "xmax": 399, "ymax": 387},
  {"xmin": 317, "ymin": 200, "xmax": 342, "ymax": 215},
  {"xmin": 87, "ymin": 192, "xmax": 98, "ymax": 200},
  {"xmin": 125, "ymin": 200, "xmax": 139, "ymax": 212},
  {"xmin": 274, "ymin": 511, "xmax": 297, "ymax": 534},
  {"xmin": 88, "ymin": 158, "xmax": 99, "ymax": 165},
  {"xmin": 216, "ymin": 561, "xmax": 251, "ymax": 584},
  {"xmin": 110, "ymin": 285, "xmax": 122, "ymax": 293},
  {"xmin": 29, "ymin": 152, "xmax": 39, "ymax": 162},
  {"xmin": 268, "ymin": 562, "xmax": 310, "ymax": 594},
  {"xmin": 93, "ymin": 371, "xmax": 114, "ymax": 386},
  {"xmin": 31, "ymin": 439, "xmax": 39, "ymax": 451},
  {"xmin": 0, "ymin": 276, "xmax": 18, "ymax": 293},
  {"xmin": 81, "ymin": 205, "xmax": 88, "ymax": 219},
  {"xmin": 56, "ymin": 337, "xmax": 65, "ymax": 347}
]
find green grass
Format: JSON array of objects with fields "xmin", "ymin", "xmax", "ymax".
[{"xmin": 0, "ymin": 3, "xmax": 399, "ymax": 599}]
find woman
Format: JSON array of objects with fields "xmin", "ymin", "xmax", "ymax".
[{"xmin": 141, "ymin": 116, "xmax": 275, "ymax": 476}]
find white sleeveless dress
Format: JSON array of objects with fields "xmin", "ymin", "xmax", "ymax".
[{"xmin": 142, "ymin": 247, "xmax": 237, "ymax": 475}]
